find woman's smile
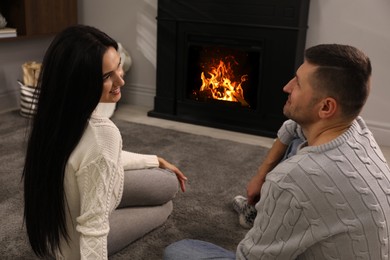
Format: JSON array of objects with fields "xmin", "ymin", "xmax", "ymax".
[{"xmin": 109, "ymin": 87, "xmax": 121, "ymax": 95}]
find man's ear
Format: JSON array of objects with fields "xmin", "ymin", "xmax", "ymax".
[{"xmin": 318, "ymin": 97, "xmax": 337, "ymax": 119}]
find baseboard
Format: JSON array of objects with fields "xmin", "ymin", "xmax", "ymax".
[
  {"xmin": 120, "ymin": 85, "xmax": 390, "ymax": 147},
  {"xmin": 5, "ymin": 86, "xmax": 388, "ymax": 147}
]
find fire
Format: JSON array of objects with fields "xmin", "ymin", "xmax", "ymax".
[{"xmin": 198, "ymin": 59, "xmax": 249, "ymax": 107}]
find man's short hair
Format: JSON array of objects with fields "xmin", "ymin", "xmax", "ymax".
[{"xmin": 305, "ymin": 44, "xmax": 372, "ymax": 119}]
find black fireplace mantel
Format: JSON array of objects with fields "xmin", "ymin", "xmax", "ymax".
[{"xmin": 148, "ymin": 0, "xmax": 311, "ymax": 138}]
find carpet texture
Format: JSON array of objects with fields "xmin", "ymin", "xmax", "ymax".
[{"xmin": 0, "ymin": 110, "xmax": 268, "ymax": 259}]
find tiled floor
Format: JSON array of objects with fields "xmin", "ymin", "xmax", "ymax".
[{"xmin": 113, "ymin": 104, "xmax": 390, "ymax": 162}]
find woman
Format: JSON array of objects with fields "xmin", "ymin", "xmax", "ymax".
[{"xmin": 22, "ymin": 24, "xmax": 187, "ymax": 259}]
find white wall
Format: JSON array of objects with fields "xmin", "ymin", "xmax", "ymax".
[
  {"xmin": 1, "ymin": 0, "xmax": 389, "ymax": 145},
  {"xmin": 78, "ymin": 0, "xmax": 158, "ymax": 106},
  {"xmin": 306, "ymin": 0, "xmax": 390, "ymax": 145}
]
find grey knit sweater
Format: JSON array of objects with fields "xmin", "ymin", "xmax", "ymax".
[{"xmin": 237, "ymin": 117, "xmax": 390, "ymax": 259}]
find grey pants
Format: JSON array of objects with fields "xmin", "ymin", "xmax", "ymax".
[{"xmin": 107, "ymin": 168, "xmax": 179, "ymax": 255}]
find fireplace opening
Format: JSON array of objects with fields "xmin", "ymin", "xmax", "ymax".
[{"xmin": 187, "ymin": 44, "xmax": 261, "ymax": 110}]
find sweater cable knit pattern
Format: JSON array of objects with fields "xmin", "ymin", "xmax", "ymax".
[
  {"xmin": 76, "ymin": 156, "xmax": 122, "ymax": 259},
  {"xmin": 55, "ymin": 109, "xmax": 158, "ymax": 259},
  {"xmin": 237, "ymin": 117, "xmax": 390, "ymax": 260}
]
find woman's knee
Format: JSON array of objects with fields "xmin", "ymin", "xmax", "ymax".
[
  {"xmin": 157, "ymin": 168, "xmax": 179, "ymax": 198},
  {"xmin": 119, "ymin": 168, "xmax": 179, "ymax": 207}
]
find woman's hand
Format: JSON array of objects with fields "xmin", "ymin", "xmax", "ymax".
[{"xmin": 158, "ymin": 157, "xmax": 187, "ymax": 192}]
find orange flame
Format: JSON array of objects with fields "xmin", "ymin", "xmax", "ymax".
[{"xmin": 199, "ymin": 59, "xmax": 249, "ymax": 107}]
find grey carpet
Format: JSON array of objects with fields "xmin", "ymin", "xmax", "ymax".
[{"xmin": 0, "ymin": 110, "xmax": 268, "ymax": 260}]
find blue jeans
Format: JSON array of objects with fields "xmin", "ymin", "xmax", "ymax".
[
  {"xmin": 163, "ymin": 239, "xmax": 235, "ymax": 260},
  {"xmin": 282, "ymin": 137, "xmax": 304, "ymax": 161}
]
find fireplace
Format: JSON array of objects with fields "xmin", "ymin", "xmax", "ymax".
[{"xmin": 148, "ymin": 0, "xmax": 311, "ymax": 138}]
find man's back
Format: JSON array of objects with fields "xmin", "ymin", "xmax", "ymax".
[{"xmin": 237, "ymin": 117, "xmax": 390, "ymax": 259}]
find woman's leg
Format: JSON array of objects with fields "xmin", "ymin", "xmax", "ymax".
[
  {"xmin": 163, "ymin": 239, "xmax": 236, "ymax": 260},
  {"xmin": 108, "ymin": 201, "xmax": 173, "ymax": 256},
  {"xmin": 118, "ymin": 168, "xmax": 179, "ymax": 208},
  {"xmin": 108, "ymin": 168, "xmax": 179, "ymax": 255}
]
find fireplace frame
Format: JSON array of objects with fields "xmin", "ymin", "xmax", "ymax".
[{"xmin": 148, "ymin": 0, "xmax": 311, "ymax": 137}]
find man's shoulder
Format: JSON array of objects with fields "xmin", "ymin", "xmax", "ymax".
[{"xmin": 278, "ymin": 119, "xmax": 306, "ymax": 145}]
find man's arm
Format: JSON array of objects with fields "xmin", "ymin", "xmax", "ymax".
[{"xmin": 246, "ymin": 138, "xmax": 288, "ymax": 205}]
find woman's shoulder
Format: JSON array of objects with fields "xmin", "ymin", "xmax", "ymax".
[
  {"xmin": 89, "ymin": 115, "xmax": 121, "ymax": 140},
  {"xmin": 70, "ymin": 116, "xmax": 122, "ymax": 167},
  {"xmin": 89, "ymin": 117, "xmax": 122, "ymax": 150}
]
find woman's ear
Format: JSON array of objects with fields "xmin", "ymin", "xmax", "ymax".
[{"xmin": 318, "ymin": 97, "xmax": 337, "ymax": 119}]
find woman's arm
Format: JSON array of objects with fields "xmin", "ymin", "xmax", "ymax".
[
  {"xmin": 121, "ymin": 150, "xmax": 159, "ymax": 170},
  {"xmin": 157, "ymin": 157, "xmax": 187, "ymax": 192},
  {"xmin": 76, "ymin": 157, "xmax": 123, "ymax": 260}
]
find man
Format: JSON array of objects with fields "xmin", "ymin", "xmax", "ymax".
[{"xmin": 163, "ymin": 44, "xmax": 390, "ymax": 259}]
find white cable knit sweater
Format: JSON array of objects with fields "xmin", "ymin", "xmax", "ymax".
[
  {"xmin": 56, "ymin": 110, "xmax": 159, "ymax": 259},
  {"xmin": 237, "ymin": 117, "xmax": 390, "ymax": 259}
]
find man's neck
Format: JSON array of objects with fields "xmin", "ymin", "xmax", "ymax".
[{"xmin": 302, "ymin": 120, "xmax": 353, "ymax": 146}]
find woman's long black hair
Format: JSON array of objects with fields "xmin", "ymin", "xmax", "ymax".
[{"xmin": 22, "ymin": 25, "xmax": 118, "ymax": 257}]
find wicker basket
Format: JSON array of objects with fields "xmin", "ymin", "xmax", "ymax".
[
  {"xmin": 18, "ymin": 81, "xmax": 39, "ymax": 118},
  {"xmin": 19, "ymin": 61, "xmax": 41, "ymax": 118}
]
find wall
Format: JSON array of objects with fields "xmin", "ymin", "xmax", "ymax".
[
  {"xmin": 0, "ymin": 0, "xmax": 389, "ymax": 145},
  {"xmin": 78, "ymin": 0, "xmax": 158, "ymax": 107},
  {"xmin": 306, "ymin": 0, "xmax": 390, "ymax": 146}
]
